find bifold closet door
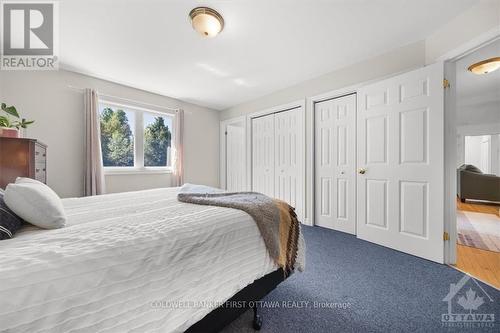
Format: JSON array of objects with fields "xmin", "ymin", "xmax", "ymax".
[
  {"xmin": 314, "ymin": 95, "xmax": 356, "ymax": 234},
  {"xmin": 226, "ymin": 124, "xmax": 246, "ymax": 192},
  {"xmin": 252, "ymin": 114, "xmax": 275, "ymax": 198},
  {"xmin": 274, "ymin": 108, "xmax": 303, "ymax": 220}
]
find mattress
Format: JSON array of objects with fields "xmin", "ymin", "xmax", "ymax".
[{"xmin": 0, "ymin": 187, "xmax": 303, "ymax": 333}]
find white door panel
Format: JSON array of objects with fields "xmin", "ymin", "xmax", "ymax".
[
  {"xmin": 251, "ymin": 107, "xmax": 305, "ymax": 222},
  {"xmin": 274, "ymin": 108, "xmax": 303, "ymax": 220},
  {"xmin": 315, "ymin": 94, "xmax": 356, "ymax": 234},
  {"xmin": 226, "ymin": 125, "xmax": 245, "ymax": 192},
  {"xmin": 252, "ymin": 115, "xmax": 275, "ymax": 198},
  {"xmin": 357, "ymin": 62, "xmax": 444, "ymax": 263}
]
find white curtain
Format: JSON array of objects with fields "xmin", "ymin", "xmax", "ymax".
[
  {"xmin": 84, "ymin": 89, "xmax": 106, "ymax": 196},
  {"xmin": 172, "ymin": 109, "xmax": 184, "ymax": 187}
]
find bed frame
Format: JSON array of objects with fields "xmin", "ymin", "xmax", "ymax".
[{"xmin": 185, "ymin": 268, "xmax": 286, "ymax": 332}]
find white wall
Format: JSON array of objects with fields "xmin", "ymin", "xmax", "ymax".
[
  {"xmin": 220, "ymin": 41, "xmax": 426, "ymax": 121},
  {"xmin": 425, "ymin": 0, "xmax": 500, "ymax": 63},
  {"xmin": 464, "ymin": 135, "xmax": 500, "ymax": 175},
  {"xmin": 464, "ymin": 135, "xmax": 488, "ymax": 172},
  {"xmin": 455, "ymin": 39, "xmax": 500, "ymax": 127},
  {"xmin": 457, "ymin": 123, "xmax": 500, "ymax": 175},
  {"xmin": 493, "ymin": 134, "xmax": 500, "ymax": 175},
  {"xmin": 0, "ymin": 70, "xmax": 220, "ymax": 197}
]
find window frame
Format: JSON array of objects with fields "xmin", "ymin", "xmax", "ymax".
[{"xmin": 99, "ymin": 100, "xmax": 175, "ymax": 175}]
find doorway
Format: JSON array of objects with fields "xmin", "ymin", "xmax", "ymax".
[
  {"xmin": 220, "ymin": 117, "xmax": 247, "ymax": 192},
  {"xmin": 452, "ymin": 39, "xmax": 500, "ymax": 288}
]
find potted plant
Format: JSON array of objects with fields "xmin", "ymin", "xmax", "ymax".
[{"xmin": 0, "ymin": 103, "xmax": 34, "ymax": 138}]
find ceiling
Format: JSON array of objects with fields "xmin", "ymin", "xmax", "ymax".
[
  {"xmin": 456, "ymin": 38, "xmax": 500, "ymax": 126},
  {"xmin": 60, "ymin": 0, "xmax": 477, "ymax": 110}
]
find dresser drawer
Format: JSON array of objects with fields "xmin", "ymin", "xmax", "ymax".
[
  {"xmin": 35, "ymin": 163, "xmax": 47, "ymax": 183},
  {"xmin": 34, "ymin": 144, "xmax": 47, "ymax": 163},
  {"xmin": 0, "ymin": 138, "xmax": 47, "ymax": 188}
]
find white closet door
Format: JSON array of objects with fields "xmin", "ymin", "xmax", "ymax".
[
  {"xmin": 252, "ymin": 115, "xmax": 275, "ymax": 197},
  {"xmin": 274, "ymin": 108, "xmax": 303, "ymax": 220},
  {"xmin": 357, "ymin": 62, "xmax": 444, "ymax": 263},
  {"xmin": 226, "ymin": 124, "xmax": 246, "ymax": 192},
  {"xmin": 315, "ymin": 94, "xmax": 356, "ymax": 234}
]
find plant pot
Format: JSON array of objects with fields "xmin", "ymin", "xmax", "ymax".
[{"xmin": 0, "ymin": 127, "xmax": 20, "ymax": 138}]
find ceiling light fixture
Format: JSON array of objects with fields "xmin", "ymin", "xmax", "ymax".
[
  {"xmin": 468, "ymin": 57, "xmax": 500, "ymax": 75},
  {"xmin": 189, "ymin": 7, "xmax": 224, "ymax": 38}
]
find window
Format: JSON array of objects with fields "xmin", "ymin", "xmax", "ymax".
[
  {"xmin": 99, "ymin": 102, "xmax": 174, "ymax": 173},
  {"xmin": 100, "ymin": 107, "xmax": 135, "ymax": 167}
]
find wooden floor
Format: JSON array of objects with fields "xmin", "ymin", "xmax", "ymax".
[
  {"xmin": 454, "ymin": 244, "xmax": 500, "ymax": 289},
  {"xmin": 457, "ymin": 199, "xmax": 500, "ymax": 216},
  {"xmin": 454, "ymin": 199, "xmax": 500, "ymax": 289}
]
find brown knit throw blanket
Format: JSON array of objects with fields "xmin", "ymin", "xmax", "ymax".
[{"xmin": 177, "ymin": 184, "xmax": 300, "ymax": 273}]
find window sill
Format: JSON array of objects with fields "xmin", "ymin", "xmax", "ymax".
[{"xmin": 104, "ymin": 168, "xmax": 173, "ymax": 175}]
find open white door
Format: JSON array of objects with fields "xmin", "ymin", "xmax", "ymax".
[{"xmin": 356, "ymin": 62, "xmax": 444, "ymax": 263}]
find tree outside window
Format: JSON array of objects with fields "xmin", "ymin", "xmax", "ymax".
[
  {"xmin": 100, "ymin": 107, "xmax": 134, "ymax": 167},
  {"xmin": 99, "ymin": 105, "xmax": 173, "ymax": 169},
  {"xmin": 144, "ymin": 113, "xmax": 172, "ymax": 167}
]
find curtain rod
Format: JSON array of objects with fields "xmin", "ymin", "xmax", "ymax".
[{"xmin": 67, "ymin": 85, "xmax": 183, "ymax": 113}]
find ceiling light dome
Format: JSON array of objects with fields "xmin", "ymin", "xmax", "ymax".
[
  {"xmin": 189, "ymin": 7, "xmax": 224, "ymax": 38},
  {"xmin": 468, "ymin": 57, "xmax": 500, "ymax": 75}
]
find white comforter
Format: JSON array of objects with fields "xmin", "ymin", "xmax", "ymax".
[{"xmin": 0, "ymin": 187, "xmax": 304, "ymax": 333}]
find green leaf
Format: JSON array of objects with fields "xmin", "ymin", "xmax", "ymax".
[
  {"xmin": 1, "ymin": 103, "xmax": 6, "ymax": 111},
  {"xmin": 0, "ymin": 116, "xmax": 10, "ymax": 127},
  {"xmin": 4, "ymin": 106, "xmax": 19, "ymax": 118},
  {"xmin": 19, "ymin": 119, "xmax": 34, "ymax": 128}
]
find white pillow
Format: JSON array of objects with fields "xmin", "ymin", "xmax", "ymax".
[
  {"xmin": 15, "ymin": 177, "xmax": 44, "ymax": 185},
  {"xmin": 4, "ymin": 182, "xmax": 66, "ymax": 229}
]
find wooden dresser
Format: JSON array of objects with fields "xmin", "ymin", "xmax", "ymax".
[{"xmin": 0, "ymin": 137, "xmax": 47, "ymax": 189}]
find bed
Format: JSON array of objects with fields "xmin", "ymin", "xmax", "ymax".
[{"xmin": 0, "ymin": 187, "xmax": 304, "ymax": 332}]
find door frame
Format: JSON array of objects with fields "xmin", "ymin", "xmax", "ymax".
[
  {"xmin": 220, "ymin": 116, "xmax": 247, "ymax": 190},
  {"xmin": 246, "ymin": 99, "xmax": 306, "ymax": 222},
  {"xmin": 440, "ymin": 31, "xmax": 500, "ymax": 264}
]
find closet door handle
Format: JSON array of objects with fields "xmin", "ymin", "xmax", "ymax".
[{"xmin": 358, "ymin": 168, "xmax": 367, "ymax": 175}]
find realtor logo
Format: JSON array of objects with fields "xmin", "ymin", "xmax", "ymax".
[
  {"xmin": 442, "ymin": 275, "xmax": 495, "ymax": 329},
  {"xmin": 1, "ymin": 1, "xmax": 59, "ymax": 70}
]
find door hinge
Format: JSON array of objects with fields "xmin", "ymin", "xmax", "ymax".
[
  {"xmin": 225, "ymin": 131, "xmax": 227, "ymax": 135},
  {"xmin": 443, "ymin": 232, "xmax": 450, "ymax": 241},
  {"xmin": 443, "ymin": 79, "xmax": 450, "ymax": 89}
]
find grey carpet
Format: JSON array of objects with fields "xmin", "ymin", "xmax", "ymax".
[{"xmin": 222, "ymin": 226, "xmax": 499, "ymax": 333}]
